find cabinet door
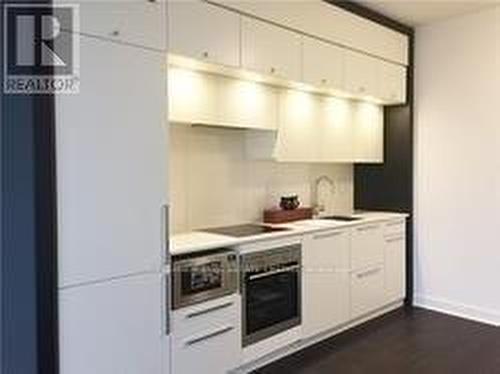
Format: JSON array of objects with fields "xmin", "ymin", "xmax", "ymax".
[
  {"xmin": 320, "ymin": 96, "xmax": 355, "ymax": 162},
  {"xmin": 384, "ymin": 234, "xmax": 406, "ymax": 303},
  {"xmin": 274, "ymin": 90, "xmax": 320, "ymax": 162},
  {"xmin": 59, "ymin": 274, "xmax": 169, "ymax": 374},
  {"xmin": 302, "ymin": 230, "xmax": 350, "ymax": 339},
  {"xmin": 302, "ymin": 37, "xmax": 344, "ymax": 90},
  {"xmin": 344, "ymin": 50, "xmax": 378, "ymax": 99},
  {"xmin": 379, "ymin": 61, "xmax": 407, "ymax": 105},
  {"xmin": 351, "ymin": 265, "xmax": 385, "ymax": 319},
  {"xmin": 217, "ymin": 78, "xmax": 279, "ymax": 130},
  {"xmin": 352, "ymin": 102, "xmax": 384, "ymax": 163},
  {"xmin": 58, "ymin": 0, "xmax": 166, "ymax": 51},
  {"xmin": 168, "ymin": 67, "xmax": 219, "ymax": 125},
  {"xmin": 168, "ymin": 1, "xmax": 240, "ymax": 67},
  {"xmin": 242, "ymin": 17, "xmax": 301, "ymax": 82},
  {"xmin": 56, "ymin": 36, "xmax": 168, "ymax": 286},
  {"xmin": 351, "ymin": 223, "xmax": 384, "ymax": 270}
]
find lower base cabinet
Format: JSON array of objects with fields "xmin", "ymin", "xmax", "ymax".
[
  {"xmin": 384, "ymin": 233, "xmax": 406, "ymax": 303},
  {"xmin": 350, "ymin": 265, "xmax": 385, "ymax": 320},
  {"xmin": 171, "ymin": 295, "xmax": 242, "ymax": 374},
  {"xmin": 302, "ymin": 230, "xmax": 350, "ymax": 339}
]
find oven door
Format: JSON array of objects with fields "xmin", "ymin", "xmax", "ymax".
[
  {"xmin": 242, "ymin": 263, "xmax": 301, "ymax": 346},
  {"xmin": 172, "ymin": 251, "xmax": 237, "ymax": 310}
]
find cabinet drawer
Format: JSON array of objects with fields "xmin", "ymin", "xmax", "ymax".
[
  {"xmin": 172, "ymin": 320, "xmax": 241, "ymax": 374},
  {"xmin": 68, "ymin": 0, "xmax": 166, "ymax": 51},
  {"xmin": 384, "ymin": 219, "xmax": 406, "ymax": 237},
  {"xmin": 172, "ymin": 295, "xmax": 240, "ymax": 339},
  {"xmin": 350, "ymin": 265, "xmax": 385, "ymax": 319},
  {"xmin": 351, "ymin": 224, "xmax": 384, "ymax": 270}
]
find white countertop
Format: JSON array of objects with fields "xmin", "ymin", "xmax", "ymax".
[{"xmin": 170, "ymin": 211, "xmax": 409, "ymax": 256}]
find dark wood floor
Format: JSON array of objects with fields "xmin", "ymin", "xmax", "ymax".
[{"xmin": 255, "ymin": 307, "xmax": 500, "ymax": 374}]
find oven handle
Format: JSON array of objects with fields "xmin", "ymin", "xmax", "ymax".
[{"xmin": 247, "ymin": 264, "xmax": 300, "ymax": 281}]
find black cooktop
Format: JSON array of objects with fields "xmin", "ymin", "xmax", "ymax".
[{"xmin": 202, "ymin": 224, "xmax": 290, "ymax": 238}]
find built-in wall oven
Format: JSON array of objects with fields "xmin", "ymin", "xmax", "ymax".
[
  {"xmin": 241, "ymin": 244, "xmax": 301, "ymax": 346},
  {"xmin": 172, "ymin": 248, "xmax": 238, "ymax": 310}
]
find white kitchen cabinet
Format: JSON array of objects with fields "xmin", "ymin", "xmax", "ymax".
[
  {"xmin": 168, "ymin": 0, "xmax": 240, "ymax": 67},
  {"xmin": 320, "ymin": 96, "xmax": 355, "ymax": 162},
  {"xmin": 351, "ymin": 223, "xmax": 384, "ymax": 270},
  {"xmin": 384, "ymin": 235, "xmax": 406, "ymax": 303},
  {"xmin": 302, "ymin": 230, "xmax": 350, "ymax": 339},
  {"xmin": 172, "ymin": 295, "xmax": 241, "ymax": 374},
  {"xmin": 217, "ymin": 78, "xmax": 279, "ymax": 130},
  {"xmin": 302, "ymin": 37, "xmax": 344, "ymax": 91},
  {"xmin": 59, "ymin": 274, "xmax": 169, "ymax": 374},
  {"xmin": 274, "ymin": 90, "xmax": 321, "ymax": 162},
  {"xmin": 57, "ymin": 0, "xmax": 166, "ymax": 51},
  {"xmin": 168, "ymin": 68, "xmax": 219, "ymax": 125},
  {"xmin": 352, "ymin": 102, "xmax": 384, "ymax": 163},
  {"xmin": 168, "ymin": 69, "xmax": 278, "ymax": 130},
  {"xmin": 211, "ymin": 0, "xmax": 408, "ymax": 65},
  {"xmin": 241, "ymin": 17, "xmax": 302, "ymax": 82},
  {"xmin": 378, "ymin": 61, "xmax": 407, "ymax": 105},
  {"xmin": 345, "ymin": 50, "xmax": 406, "ymax": 105},
  {"xmin": 344, "ymin": 50, "xmax": 379, "ymax": 99},
  {"xmin": 350, "ymin": 265, "xmax": 385, "ymax": 319},
  {"xmin": 56, "ymin": 36, "xmax": 168, "ymax": 286}
]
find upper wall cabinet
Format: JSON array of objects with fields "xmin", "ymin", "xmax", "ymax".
[
  {"xmin": 241, "ymin": 17, "xmax": 302, "ymax": 82},
  {"xmin": 168, "ymin": 1, "xmax": 240, "ymax": 67},
  {"xmin": 212, "ymin": 0, "xmax": 408, "ymax": 65},
  {"xmin": 269, "ymin": 91, "xmax": 384, "ymax": 163},
  {"xmin": 169, "ymin": 68, "xmax": 279, "ymax": 130},
  {"xmin": 378, "ymin": 61, "xmax": 407, "ymax": 104},
  {"xmin": 302, "ymin": 37, "xmax": 344, "ymax": 91},
  {"xmin": 352, "ymin": 102, "xmax": 384, "ymax": 163},
  {"xmin": 58, "ymin": 0, "xmax": 166, "ymax": 51},
  {"xmin": 344, "ymin": 51, "xmax": 379, "ymax": 99},
  {"xmin": 345, "ymin": 50, "xmax": 407, "ymax": 105},
  {"xmin": 274, "ymin": 90, "xmax": 321, "ymax": 162}
]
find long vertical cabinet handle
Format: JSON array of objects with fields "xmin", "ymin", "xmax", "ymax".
[
  {"xmin": 161, "ymin": 204, "xmax": 170, "ymax": 266},
  {"xmin": 161, "ymin": 204, "xmax": 171, "ymax": 335},
  {"xmin": 164, "ymin": 272, "xmax": 171, "ymax": 335}
]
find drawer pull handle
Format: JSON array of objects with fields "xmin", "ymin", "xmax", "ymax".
[
  {"xmin": 185, "ymin": 326, "xmax": 234, "ymax": 347},
  {"xmin": 356, "ymin": 268, "xmax": 381, "ymax": 279},
  {"xmin": 357, "ymin": 225, "xmax": 379, "ymax": 232},
  {"xmin": 386, "ymin": 220, "xmax": 404, "ymax": 227},
  {"xmin": 186, "ymin": 302, "xmax": 234, "ymax": 319},
  {"xmin": 386, "ymin": 236, "xmax": 404, "ymax": 243},
  {"xmin": 313, "ymin": 231, "xmax": 345, "ymax": 240},
  {"xmin": 110, "ymin": 30, "xmax": 120, "ymax": 37}
]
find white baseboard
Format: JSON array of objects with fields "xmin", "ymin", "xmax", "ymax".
[{"xmin": 414, "ymin": 294, "xmax": 500, "ymax": 327}]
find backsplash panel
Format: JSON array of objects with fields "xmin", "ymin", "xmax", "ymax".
[{"xmin": 170, "ymin": 124, "xmax": 353, "ymax": 234}]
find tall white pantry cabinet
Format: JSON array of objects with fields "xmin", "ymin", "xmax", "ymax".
[{"xmin": 55, "ymin": 2, "xmax": 170, "ymax": 374}]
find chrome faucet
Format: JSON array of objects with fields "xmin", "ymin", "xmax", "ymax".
[{"xmin": 313, "ymin": 175, "xmax": 334, "ymax": 216}]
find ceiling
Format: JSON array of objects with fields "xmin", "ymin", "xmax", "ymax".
[{"xmin": 356, "ymin": 0, "xmax": 499, "ymax": 26}]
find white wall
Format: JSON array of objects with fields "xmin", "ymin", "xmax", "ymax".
[
  {"xmin": 170, "ymin": 124, "xmax": 354, "ymax": 234},
  {"xmin": 415, "ymin": 6, "xmax": 500, "ymax": 324}
]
